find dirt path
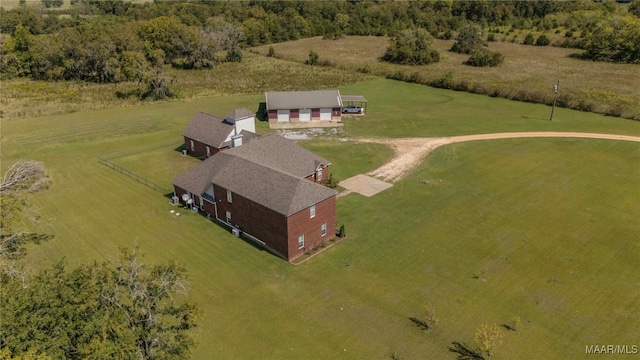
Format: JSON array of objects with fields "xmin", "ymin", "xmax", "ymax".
[{"xmin": 358, "ymin": 132, "xmax": 640, "ymax": 183}]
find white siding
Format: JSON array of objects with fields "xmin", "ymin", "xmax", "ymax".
[{"xmin": 234, "ymin": 116, "xmax": 256, "ymax": 134}]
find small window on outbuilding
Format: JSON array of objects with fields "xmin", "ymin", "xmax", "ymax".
[
  {"xmin": 190, "ymin": 140, "xmax": 195, "ymax": 152},
  {"xmin": 298, "ymin": 235, "xmax": 304, "ymax": 249},
  {"xmin": 227, "ymin": 189, "xmax": 232, "ymax": 203},
  {"xmin": 321, "ymin": 223, "xmax": 327, "ymax": 236},
  {"xmin": 226, "ymin": 211, "xmax": 231, "ymax": 223},
  {"xmin": 310, "ymin": 204, "xmax": 316, "ymax": 218}
]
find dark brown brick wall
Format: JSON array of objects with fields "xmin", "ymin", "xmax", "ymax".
[
  {"xmin": 175, "ymin": 185, "xmax": 337, "ymax": 261},
  {"xmin": 286, "ymin": 195, "xmax": 337, "ymax": 260},
  {"xmin": 184, "ymin": 136, "xmax": 223, "ymax": 159},
  {"xmin": 212, "ymin": 184, "xmax": 290, "ymax": 259}
]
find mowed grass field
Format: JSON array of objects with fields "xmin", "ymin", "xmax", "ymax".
[{"xmin": 2, "ymin": 79, "xmax": 639, "ymax": 359}]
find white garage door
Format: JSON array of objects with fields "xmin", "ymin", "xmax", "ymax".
[
  {"xmin": 299, "ymin": 109, "xmax": 311, "ymax": 121},
  {"xmin": 277, "ymin": 110, "xmax": 290, "ymax": 122},
  {"xmin": 320, "ymin": 108, "xmax": 331, "ymax": 121}
]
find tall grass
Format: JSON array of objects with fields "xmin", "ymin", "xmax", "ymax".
[
  {"xmin": 0, "ymin": 52, "xmax": 374, "ymax": 120},
  {"xmin": 253, "ymin": 36, "xmax": 640, "ymax": 120}
]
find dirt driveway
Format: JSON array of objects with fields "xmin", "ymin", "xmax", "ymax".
[{"xmin": 357, "ymin": 132, "xmax": 640, "ymax": 183}]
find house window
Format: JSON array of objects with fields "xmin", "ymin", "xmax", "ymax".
[
  {"xmin": 190, "ymin": 140, "xmax": 194, "ymax": 152},
  {"xmin": 227, "ymin": 189, "xmax": 232, "ymax": 203},
  {"xmin": 298, "ymin": 235, "xmax": 304, "ymax": 249},
  {"xmin": 310, "ymin": 204, "xmax": 316, "ymax": 218},
  {"xmin": 206, "ymin": 146, "xmax": 211, "ymax": 157},
  {"xmin": 321, "ymin": 223, "xmax": 327, "ymax": 236},
  {"xmin": 317, "ymin": 167, "xmax": 323, "ymax": 181},
  {"xmin": 226, "ymin": 211, "xmax": 231, "ymax": 223}
]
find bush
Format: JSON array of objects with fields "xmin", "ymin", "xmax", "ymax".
[
  {"xmin": 465, "ymin": 48, "xmax": 504, "ymax": 67},
  {"xmin": 267, "ymin": 46, "xmax": 275, "ymax": 57},
  {"xmin": 535, "ymin": 34, "xmax": 550, "ymax": 46},
  {"xmin": 524, "ymin": 32, "xmax": 535, "ymax": 45},
  {"xmin": 306, "ymin": 50, "xmax": 319, "ymax": 65}
]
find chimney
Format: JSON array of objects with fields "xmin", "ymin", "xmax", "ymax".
[{"xmin": 231, "ymin": 134, "xmax": 243, "ymax": 148}]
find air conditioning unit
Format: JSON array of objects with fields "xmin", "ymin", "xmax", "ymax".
[
  {"xmin": 171, "ymin": 196, "xmax": 179, "ymax": 205},
  {"xmin": 191, "ymin": 206, "xmax": 199, "ymax": 213},
  {"xmin": 231, "ymin": 228, "xmax": 241, "ymax": 237}
]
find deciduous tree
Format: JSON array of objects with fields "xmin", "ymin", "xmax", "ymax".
[
  {"xmin": 382, "ymin": 27, "xmax": 440, "ymax": 65},
  {"xmin": 451, "ymin": 24, "xmax": 484, "ymax": 54}
]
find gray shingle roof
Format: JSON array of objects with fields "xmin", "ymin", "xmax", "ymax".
[
  {"xmin": 172, "ymin": 155, "xmax": 226, "ymax": 196},
  {"xmin": 265, "ymin": 90, "xmax": 342, "ymax": 110},
  {"xmin": 210, "ymin": 153, "xmax": 337, "ymax": 216},
  {"xmin": 225, "ymin": 107, "xmax": 255, "ymax": 121},
  {"xmin": 226, "ymin": 134, "xmax": 331, "ymax": 178},
  {"xmin": 182, "ymin": 112, "xmax": 234, "ymax": 148},
  {"xmin": 172, "ymin": 151, "xmax": 337, "ymax": 216}
]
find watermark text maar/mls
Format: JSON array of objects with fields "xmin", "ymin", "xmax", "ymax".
[{"xmin": 586, "ymin": 345, "xmax": 638, "ymax": 355}]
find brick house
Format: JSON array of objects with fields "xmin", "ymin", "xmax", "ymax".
[
  {"xmin": 182, "ymin": 108, "xmax": 258, "ymax": 159},
  {"xmin": 265, "ymin": 90, "xmax": 343, "ymax": 128},
  {"xmin": 172, "ymin": 134, "xmax": 337, "ymax": 261}
]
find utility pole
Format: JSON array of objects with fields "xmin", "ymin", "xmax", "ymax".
[{"xmin": 550, "ymin": 80, "xmax": 559, "ymax": 121}]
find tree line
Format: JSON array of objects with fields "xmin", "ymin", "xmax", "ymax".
[{"xmin": 1, "ymin": 0, "xmax": 638, "ymax": 87}]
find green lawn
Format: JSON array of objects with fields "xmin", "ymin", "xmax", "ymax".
[
  {"xmin": 3, "ymin": 79, "xmax": 639, "ymax": 359},
  {"xmin": 339, "ymin": 79, "xmax": 640, "ymax": 138}
]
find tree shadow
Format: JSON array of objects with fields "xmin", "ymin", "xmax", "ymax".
[
  {"xmin": 256, "ymin": 102, "xmax": 267, "ymax": 122},
  {"xmin": 500, "ymin": 324, "xmax": 516, "ymax": 332},
  {"xmin": 408, "ymin": 317, "xmax": 431, "ymax": 331},
  {"xmin": 448, "ymin": 341, "xmax": 484, "ymax": 360},
  {"xmin": 115, "ymin": 88, "xmax": 141, "ymax": 99}
]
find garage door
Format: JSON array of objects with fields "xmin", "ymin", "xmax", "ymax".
[
  {"xmin": 277, "ymin": 110, "xmax": 290, "ymax": 122},
  {"xmin": 320, "ymin": 108, "xmax": 331, "ymax": 121},
  {"xmin": 299, "ymin": 109, "xmax": 311, "ymax": 121}
]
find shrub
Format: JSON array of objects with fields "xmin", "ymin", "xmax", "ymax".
[
  {"xmin": 465, "ymin": 48, "xmax": 504, "ymax": 67},
  {"xmin": 306, "ymin": 50, "xmax": 319, "ymax": 65},
  {"xmin": 524, "ymin": 33, "xmax": 535, "ymax": 45},
  {"xmin": 535, "ymin": 34, "xmax": 550, "ymax": 46},
  {"xmin": 267, "ymin": 46, "xmax": 275, "ymax": 57},
  {"xmin": 322, "ymin": 173, "xmax": 338, "ymax": 189},
  {"xmin": 487, "ymin": 33, "xmax": 496, "ymax": 42}
]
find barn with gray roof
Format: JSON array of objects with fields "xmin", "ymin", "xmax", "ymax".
[{"xmin": 265, "ymin": 90, "xmax": 343, "ymax": 128}]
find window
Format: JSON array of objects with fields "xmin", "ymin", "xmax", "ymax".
[
  {"xmin": 206, "ymin": 146, "xmax": 210, "ymax": 157},
  {"xmin": 310, "ymin": 204, "xmax": 316, "ymax": 218},
  {"xmin": 190, "ymin": 140, "xmax": 194, "ymax": 152},
  {"xmin": 226, "ymin": 211, "xmax": 231, "ymax": 223},
  {"xmin": 317, "ymin": 168, "xmax": 323, "ymax": 181},
  {"xmin": 321, "ymin": 223, "xmax": 327, "ymax": 236},
  {"xmin": 227, "ymin": 189, "xmax": 232, "ymax": 203},
  {"xmin": 298, "ymin": 235, "xmax": 304, "ymax": 249}
]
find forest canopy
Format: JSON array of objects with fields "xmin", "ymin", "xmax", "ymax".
[{"xmin": 1, "ymin": 0, "xmax": 638, "ymax": 85}]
